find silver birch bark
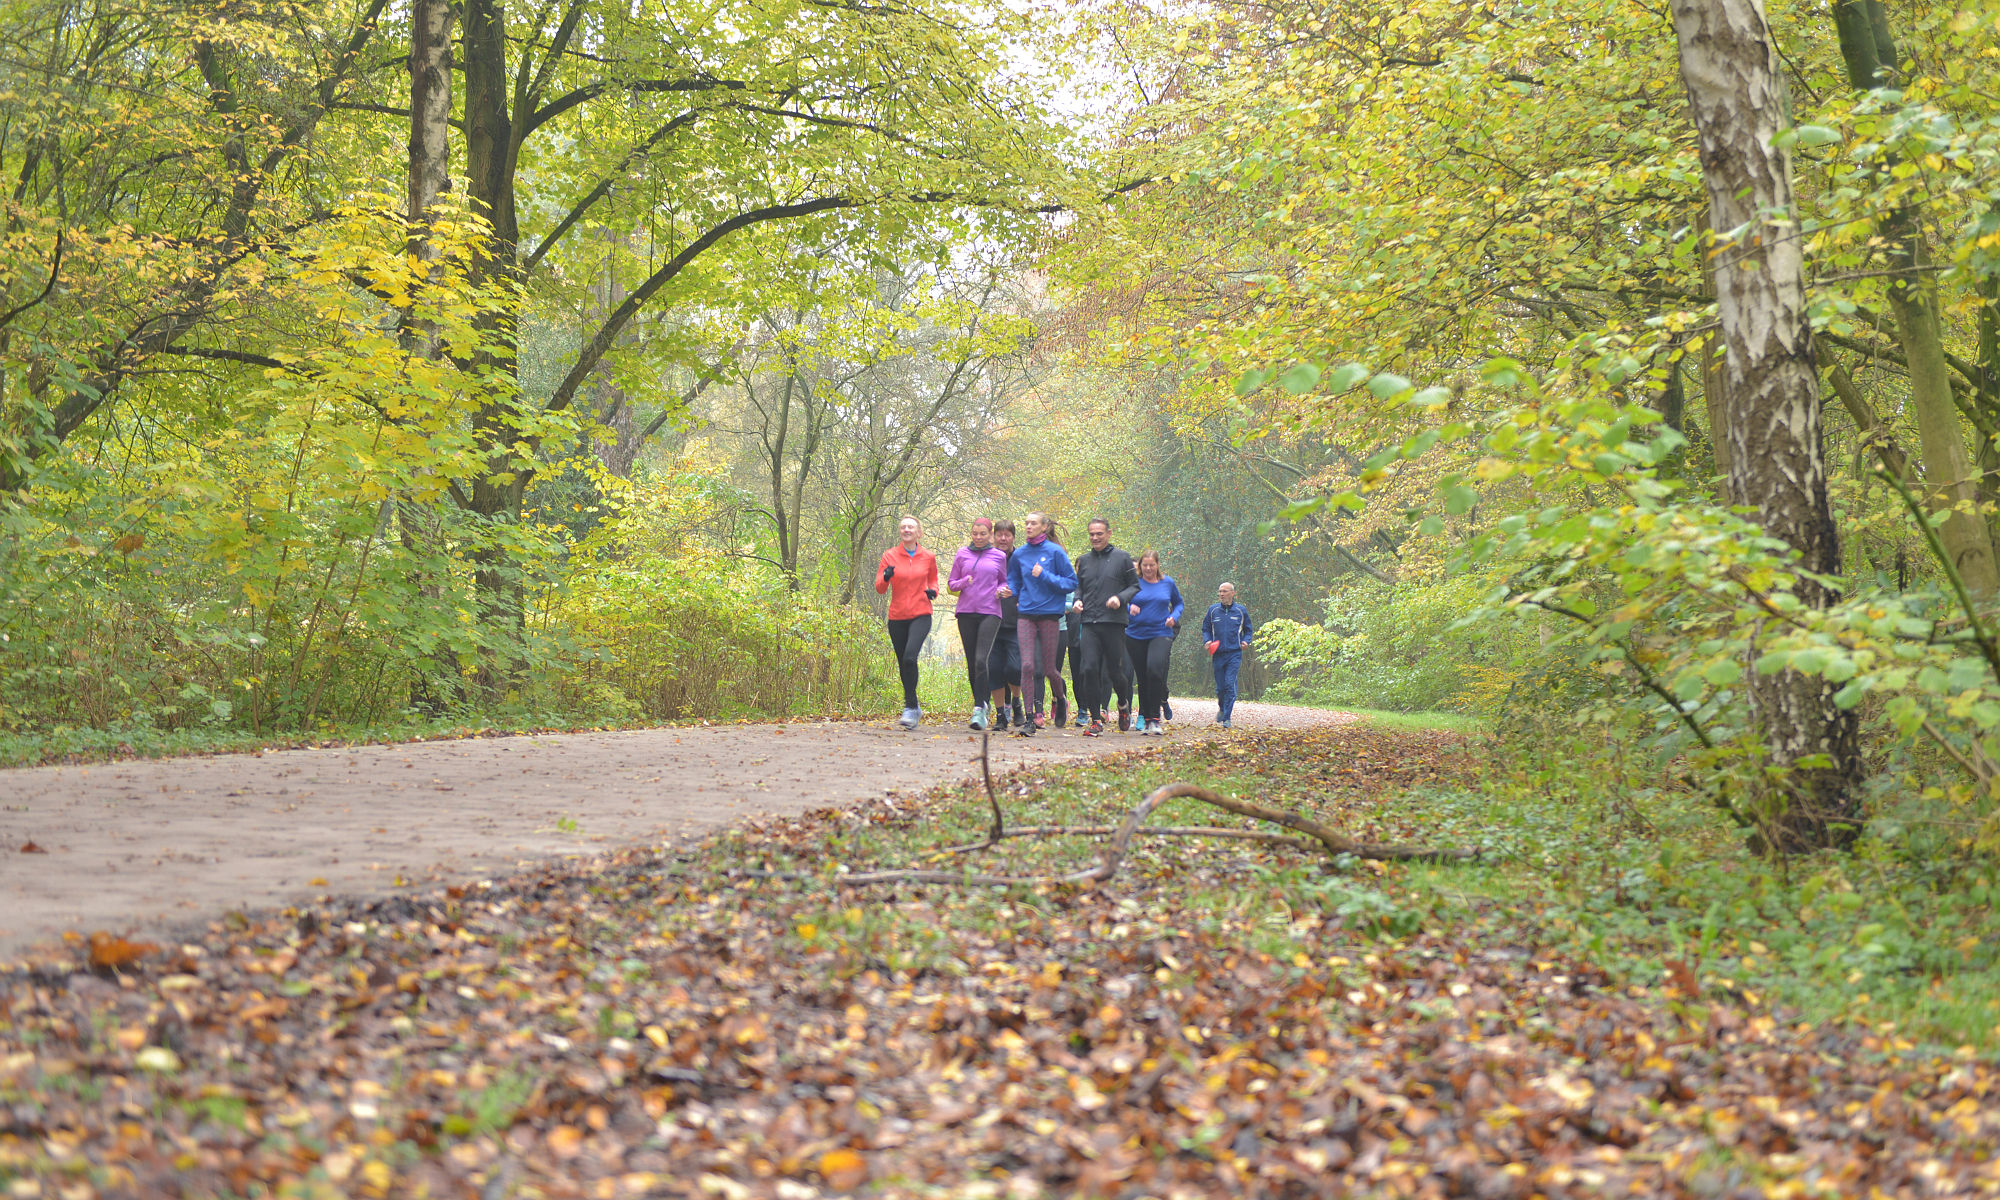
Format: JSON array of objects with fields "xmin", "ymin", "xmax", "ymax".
[{"xmin": 1672, "ymin": 0, "xmax": 1865, "ymax": 849}]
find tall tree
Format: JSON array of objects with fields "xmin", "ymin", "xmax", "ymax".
[
  {"xmin": 1672, "ymin": 0, "xmax": 1865, "ymax": 848},
  {"xmin": 1828, "ymin": 0, "xmax": 1998, "ymax": 594}
]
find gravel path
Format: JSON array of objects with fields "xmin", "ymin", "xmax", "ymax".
[{"xmin": 0, "ymin": 699, "xmax": 1352, "ymax": 960}]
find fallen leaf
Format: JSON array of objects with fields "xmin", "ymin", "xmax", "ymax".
[
  {"xmin": 88, "ymin": 932, "xmax": 158, "ymax": 970},
  {"xmin": 818, "ymin": 1149, "xmax": 867, "ymax": 1190}
]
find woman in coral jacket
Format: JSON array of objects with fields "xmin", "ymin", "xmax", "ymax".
[{"xmin": 875, "ymin": 515, "xmax": 940, "ymax": 729}]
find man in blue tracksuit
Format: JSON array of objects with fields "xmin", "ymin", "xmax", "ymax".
[{"xmin": 1201, "ymin": 581, "xmax": 1254, "ymax": 728}]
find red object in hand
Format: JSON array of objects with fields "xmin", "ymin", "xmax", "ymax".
[{"xmin": 1205, "ymin": 640, "xmax": 1221, "ymax": 656}]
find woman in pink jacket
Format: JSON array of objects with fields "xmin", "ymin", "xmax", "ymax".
[{"xmin": 948, "ymin": 516, "xmax": 1009, "ymax": 730}]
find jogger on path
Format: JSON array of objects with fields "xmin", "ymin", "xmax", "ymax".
[
  {"xmin": 1074, "ymin": 518, "xmax": 1140, "ymax": 734},
  {"xmin": 990, "ymin": 521, "xmax": 1024, "ymax": 729},
  {"xmin": 948, "ymin": 517, "xmax": 1008, "ymax": 730},
  {"xmin": 1122, "ymin": 550, "xmax": 1183, "ymax": 735},
  {"xmin": 1202, "ymin": 582, "xmax": 1254, "ymax": 729},
  {"xmin": 1000, "ymin": 513, "xmax": 1076, "ymax": 735},
  {"xmin": 875, "ymin": 516, "xmax": 939, "ymax": 729}
]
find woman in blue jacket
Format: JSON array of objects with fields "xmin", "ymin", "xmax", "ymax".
[
  {"xmin": 1122, "ymin": 550, "xmax": 1184, "ymax": 735},
  {"xmin": 999, "ymin": 512, "xmax": 1077, "ymax": 735}
]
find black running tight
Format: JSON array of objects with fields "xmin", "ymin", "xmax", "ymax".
[
  {"xmin": 955, "ymin": 612, "xmax": 1000, "ymax": 703},
  {"xmin": 886, "ymin": 614, "xmax": 931, "ymax": 708}
]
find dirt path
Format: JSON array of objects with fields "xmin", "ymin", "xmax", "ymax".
[{"xmin": 0, "ymin": 699, "xmax": 1350, "ymax": 960}]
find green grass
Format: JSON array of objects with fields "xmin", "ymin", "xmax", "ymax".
[
  {"xmin": 1373, "ymin": 738, "xmax": 2000, "ymax": 1052},
  {"xmin": 1345, "ymin": 707, "xmax": 1489, "ymax": 734}
]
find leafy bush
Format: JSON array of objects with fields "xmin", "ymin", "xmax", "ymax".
[{"xmin": 1258, "ymin": 575, "xmax": 1535, "ymax": 714}]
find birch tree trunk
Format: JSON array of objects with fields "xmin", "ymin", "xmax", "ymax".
[{"xmin": 1673, "ymin": 0, "xmax": 1866, "ymax": 850}]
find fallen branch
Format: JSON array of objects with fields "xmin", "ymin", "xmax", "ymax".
[
  {"xmin": 841, "ymin": 782, "xmax": 1474, "ymax": 888},
  {"xmin": 943, "ymin": 731, "xmax": 1006, "ymax": 853},
  {"xmin": 984, "ymin": 824, "xmax": 1318, "ymax": 851}
]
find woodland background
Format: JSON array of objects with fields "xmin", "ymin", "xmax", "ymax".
[{"xmin": 7, "ymin": 0, "xmax": 2000, "ymax": 1034}]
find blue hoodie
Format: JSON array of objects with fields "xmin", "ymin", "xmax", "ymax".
[{"xmin": 1006, "ymin": 537, "xmax": 1078, "ymax": 617}]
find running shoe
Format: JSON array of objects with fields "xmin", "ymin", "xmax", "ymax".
[
  {"xmin": 1118, "ymin": 707, "xmax": 1132, "ymax": 732},
  {"xmin": 1161, "ymin": 700, "xmax": 1174, "ymax": 721},
  {"xmin": 970, "ymin": 705, "xmax": 987, "ymax": 731},
  {"xmin": 1033, "ymin": 710, "xmax": 1047, "ymax": 730},
  {"xmin": 1132, "ymin": 715, "xmax": 1148, "ymax": 733},
  {"xmin": 898, "ymin": 708, "xmax": 919, "ymax": 730},
  {"xmin": 1011, "ymin": 701, "xmax": 1026, "ymax": 728},
  {"xmin": 1052, "ymin": 693, "xmax": 1068, "ymax": 728},
  {"xmin": 1219, "ymin": 719, "xmax": 1232, "ymax": 730},
  {"xmin": 1083, "ymin": 719, "xmax": 1103, "ymax": 737}
]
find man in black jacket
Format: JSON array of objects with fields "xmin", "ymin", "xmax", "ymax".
[{"xmin": 1074, "ymin": 517, "xmax": 1141, "ymax": 733}]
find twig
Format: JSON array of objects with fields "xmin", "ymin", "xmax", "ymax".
[
  {"xmin": 943, "ymin": 731, "xmax": 1004, "ymax": 852},
  {"xmin": 985, "ymin": 824, "xmax": 1318, "ymax": 850},
  {"xmin": 1876, "ymin": 467, "xmax": 2000, "ymax": 684},
  {"xmin": 840, "ymin": 783, "xmax": 1474, "ymax": 889}
]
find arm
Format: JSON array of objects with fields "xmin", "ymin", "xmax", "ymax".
[
  {"xmin": 874, "ymin": 552, "xmax": 890, "ymax": 595},
  {"xmin": 947, "ymin": 550, "xmax": 970, "ymax": 593},
  {"xmin": 1046, "ymin": 551, "xmax": 1078, "ymax": 593},
  {"xmin": 1242, "ymin": 608, "xmax": 1254, "ymax": 645},
  {"xmin": 928, "ymin": 554, "xmax": 941, "ymax": 593},
  {"xmin": 1166, "ymin": 582, "xmax": 1184, "ymax": 627},
  {"xmin": 1116, "ymin": 555, "xmax": 1141, "ymax": 607},
  {"xmin": 1202, "ymin": 606, "xmax": 1215, "ymax": 640}
]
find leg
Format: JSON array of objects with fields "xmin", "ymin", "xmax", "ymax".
[
  {"xmin": 1036, "ymin": 619, "xmax": 1064, "ymax": 715},
  {"xmin": 899, "ymin": 613, "xmax": 930, "ymax": 710},
  {"xmin": 974, "ymin": 615, "xmax": 999, "ymax": 706},
  {"xmin": 1146, "ymin": 637, "xmax": 1173, "ymax": 721},
  {"xmin": 957, "ymin": 613, "xmax": 984, "ymax": 701},
  {"xmin": 1216, "ymin": 651, "xmax": 1241, "ymax": 723},
  {"xmin": 1101, "ymin": 625, "xmax": 1134, "ymax": 713},
  {"xmin": 887, "ymin": 619, "xmax": 916, "ymax": 712},
  {"xmin": 1018, "ymin": 620, "xmax": 1040, "ymax": 703}
]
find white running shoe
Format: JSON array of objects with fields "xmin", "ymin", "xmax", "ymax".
[
  {"xmin": 970, "ymin": 705, "xmax": 987, "ymax": 731},
  {"xmin": 898, "ymin": 707, "xmax": 919, "ymax": 729}
]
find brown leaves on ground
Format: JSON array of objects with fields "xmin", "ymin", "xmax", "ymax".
[{"xmin": 1, "ymin": 724, "xmax": 1996, "ymax": 1198}]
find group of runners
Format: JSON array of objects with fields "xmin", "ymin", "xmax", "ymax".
[{"xmin": 873, "ymin": 513, "xmax": 1256, "ymax": 735}]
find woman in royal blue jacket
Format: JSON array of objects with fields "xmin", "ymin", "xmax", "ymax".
[
  {"xmin": 1121, "ymin": 550, "xmax": 1184, "ymax": 735},
  {"xmin": 999, "ymin": 512, "xmax": 1077, "ymax": 735}
]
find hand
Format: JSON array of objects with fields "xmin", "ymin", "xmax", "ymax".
[
  {"xmin": 1071, "ymin": 600, "xmax": 1083, "ymax": 613},
  {"xmin": 925, "ymin": 588, "xmax": 937, "ymax": 601},
  {"xmin": 1104, "ymin": 596, "xmax": 1120, "ymax": 609},
  {"xmin": 1166, "ymin": 616, "xmax": 1177, "ymax": 628},
  {"xmin": 998, "ymin": 585, "xmax": 1013, "ymax": 599},
  {"xmin": 1031, "ymin": 563, "xmax": 1042, "ymax": 578},
  {"xmin": 882, "ymin": 564, "xmax": 895, "ymax": 582}
]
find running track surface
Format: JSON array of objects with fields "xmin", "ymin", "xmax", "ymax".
[{"xmin": 0, "ymin": 699, "xmax": 1354, "ymax": 961}]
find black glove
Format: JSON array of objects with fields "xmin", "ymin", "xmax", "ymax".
[
  {"xmin": 925, "ymin": 588, "xmax": 938, "ymax": 601},
  {"xmin": 882, "ymin": 564, "xmax": 896, "ymax": 582}
]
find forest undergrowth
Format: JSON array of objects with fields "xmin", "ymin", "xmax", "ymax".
[{"xmin": 3, "ymin": 720, "xmax": 1995, "ymax": 1198}]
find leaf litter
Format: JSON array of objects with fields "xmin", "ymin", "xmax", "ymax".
[{"xmin": 1, "ymin": 724, "xmax": 1996, "ymax": 1198}]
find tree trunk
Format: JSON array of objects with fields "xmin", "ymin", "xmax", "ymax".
[
  {"xmin": 399, "ymin": 0, "xmax": 462, "ymax": 713},
  {"xmin": 1830, "ymin": 0, "xmax": 1999, "ymax": 594},
  {"xmin": 1672, "ymin": 0, "xmax": 1865, "ymax": 850},
  {"xmin": 461, "ymin": 0, "xmax": 528, "ymax": 686}
]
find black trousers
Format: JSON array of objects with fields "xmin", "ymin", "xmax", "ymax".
[
  {"xmin": 1125, "ymin": 634, "xmax": 1173, "ymax": 721},
  {"xmin": 1080, "ymin": 623, "xmax": 1133, "ymax": 714},
  {"xmin": 886, "ymin": 614, "xmax": 931, "ymax": 708},
  {"xmin": 955, "ymin": 612, "xmax": 1000, "ymax": 703}
]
